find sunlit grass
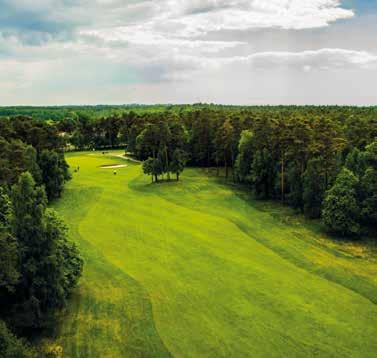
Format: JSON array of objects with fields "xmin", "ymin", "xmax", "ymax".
[{"xmin": 42, "ymin": 151, "xmax": 377, "ymax": 357}]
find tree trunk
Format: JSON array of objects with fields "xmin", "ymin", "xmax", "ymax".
[
  {"xmin": 231, "ymin": 150, "xmax": 236, "ymax": 182},
  {"xmin": 165, "ymin": 146, "xmax": 170, "ymax": 181},
  {"xmin": 281, "ymin": 153, "xmax": 285, "ymax": 203},
  {"xmin": 154, "ymin": 175, "xmax": 158, "ymax": 182},
  {"xmin": 300, "ymin": 160, "xmax": 305, "ymax": 213},
  {"xmin": 224, "ymin": 152, "xmax": 228, "ymax": 179},
  {"xmin": 176, "ymin": 173, "xmax": 179, "ymax": 181}
]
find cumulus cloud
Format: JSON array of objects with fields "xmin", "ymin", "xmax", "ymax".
[
  {"xmin": 1, "ymin": 0, "xmax": 377, "ymax": 105},
  {"xmin": 0, "ymin": 1, "xmax": 354, "ymax": 42},
  {"xmin": 163, "ymin": 0, "xmax": 354, "ymax": 36}
]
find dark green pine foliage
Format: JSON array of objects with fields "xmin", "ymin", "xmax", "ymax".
[
  {"xmin": 287, "ymin": 163, "xmax": 304, "ymax": 211},
  {"xmin": 234, "ymin": 130, "xmax": 254, "ymax": 183},
  {"xmin": 303, "ymin": 158, "xmax": 326, "ymax": 219},
  {"xmin": 251, "ymin": 149, "xmax": 276, "ymax": 199},
  {"xmin": 170, "ymin": 149, "xmax": 188, "ymax": 181},
  {"xmin": 10, "ymin": 172, "xmax": 83, "ymax": 329},
  {"xmin": 0, "ymin": 320, "xmax": 35, "ymax": 357},
  {"xmin": 38, "ymin": 150, "xmax": 71, "ymax": 200},
  {"xmin": 361, "ymin": 141, "xmax": 377, "ymax": 225},
  {"xmin": 0, "ymin": 187, "xmax": 19, "ymax": 293}
]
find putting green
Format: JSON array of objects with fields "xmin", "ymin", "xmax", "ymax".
[{"xmin": 45, "ymin": 151, "xmax": 377, "ymax": 357}]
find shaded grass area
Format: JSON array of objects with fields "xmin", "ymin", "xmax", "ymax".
[{"xmin": 42, "ymin": 151, "xmax": 377, "ymax": 357}]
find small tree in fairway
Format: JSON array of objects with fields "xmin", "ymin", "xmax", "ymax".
[
  {"xmin": 143, "ymin": 158, "xmax": 156, "ymax": 183},
  {"xmin": 170, "ymin": 149, "xmax": 188, "ymax": 181},
  {"xmin": 142, "ymin": 157, "xmax": 163, "ymax": 183}
]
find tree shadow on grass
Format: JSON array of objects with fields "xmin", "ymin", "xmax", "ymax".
[{"xmin": 129, "ymin": 167, "xmax": 377, "ymax": 306}]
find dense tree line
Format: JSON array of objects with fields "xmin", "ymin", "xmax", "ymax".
[
  {"xmin": 0, "ymin": 116, "xmax": 82, "ymax": 356},
  {"xmin": 234, "ymin": 116, "xmax": 377, "ymax": 235},
  {"xmin": 47, "ymin": 105, "xmax": 377, "ymax": 236}
]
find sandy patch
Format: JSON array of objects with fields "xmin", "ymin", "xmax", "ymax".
[{"xmin": 100, "ymin": 164, "xmax": 128, "ymax": 169}]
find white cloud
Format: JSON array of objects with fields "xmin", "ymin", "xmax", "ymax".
[
  {"xmin": 2, "ymin": 0, "xmax": 377, "ymax": 105},
  {"xmin": 129, "ymin": 48, "xmax": 377, "ymax": 79},
  {"xmin": 224, "ymin": 48, "xmax": 377, "ymax": 69},
  {"xmin": 151, "ymin": 0, "xmax": 354, "ymax": 38},
  {"xmin": 76, "ymin": 1, "xmax": 354, "ymax": 54},
  {"xmin": 81, "ymin": 27, "xmax": 245, "ymax": 55}
]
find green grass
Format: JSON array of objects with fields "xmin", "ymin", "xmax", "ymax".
[{"xmin": 42, "ymin": 151, "xmax": 377, "ymax": 357}]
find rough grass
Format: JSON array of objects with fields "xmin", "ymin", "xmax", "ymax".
[{"xmin": 42, "ymin": 151, "xmax": 377, "ymax": 357}]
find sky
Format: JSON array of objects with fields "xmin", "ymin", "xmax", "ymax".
[{"xmin": 1, "ymin": 0, "xmax": 377, "ymax": 105}]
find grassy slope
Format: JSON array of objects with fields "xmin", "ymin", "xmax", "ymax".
[{"xmin": 45, "ymin": 151, "xmax": 377, "ymax": 357}]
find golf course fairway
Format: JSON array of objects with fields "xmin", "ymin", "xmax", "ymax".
[{"xmin": 46, "ymin": 151, "xmax": 377, "ymax": 357}]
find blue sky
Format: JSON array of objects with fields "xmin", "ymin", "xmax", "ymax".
[
  {"xmin": 1, "ymin": 0, "xmax": 377, "ymax": 105},
  {"xmin": 343, "ymin": 0, "xmax": 377, "ymax": 13}
]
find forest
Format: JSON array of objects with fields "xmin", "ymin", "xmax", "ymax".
[
  {"xmin": 0, "ymin": 116, "xmax": 83, "ymax": 356},
  {"xmin": 0, "ymin": 105, "xmax": 376, "ymax": 355},
  {"xmin": 53, "ymin": 105, "xmax": 377, "ymax": 235}
]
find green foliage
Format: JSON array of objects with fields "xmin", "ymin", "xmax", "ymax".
[
  {"xmin": 365, "ymin": 140, "xmax": 377, "ymax": 168},
  {"xmin": 4, "ymin": 106, "xmax": 374, "ymax": 225},
  {"xmin": 9, "ymin": 173, "xmax": 83, "ymax": 329},
  {"xmin": 358, "ymin": 141, "xmax": 377, "ymax": 226},
  {"xmin": 345, "ymin": 148, "xmax": 366, "ymax": 178},
  {"xmin": 303, "ymin": 158, "xmax": 326, "ymax": 218},
  {"xmin": 213, "ymin": 118, "xmax": 237, "ymax": 178},
  {"xmin": 39, "ymin": 150, "xmax": 71, "ymax": 200},
  {"xmin": 138, "ymin": 113, "xmax": 188, "ymax": 181},
  {"xmin": 169, "ymin": 149, "xmax": 188, "ymax": 181},
  {"xmin": 251, "ymin": 149, "xmax": 276, "ymax": 199},
  {"xmin": 0, "ymin": 113, "xmax": 82, "ymax": 352},
  {"xmin": 0, "ymin": 138, "xmax": 41, "ymax": 186},
  {"xmin": 0, "ymin": 320, "xmax": 35, "ymax": 358},
  {"xmin": 361, "ymin": 168, "xmax": 377, "ymax": 224},
  {"xmin": 142, "ymin": 158, "xmax": 157, "ymax": 182},
  {"xmin": 287, "ymin": 163, "xmax": 304, "ymax": 211},
  {"xmin": 0, "ymin": 233, "xmax": 19, "ymax": 293},
  {"xmin": 322, "ymin": 169, "xmax": 361, "ymax": 236},
  {"xmin": 0, "ymin": 188, "xmax": 19, "ymax": 292},
  {"xmin": 234, "ymin": 130, "xmax": 254, "ymax": 182},
  {"xmin": 43, "ymin": 209, "xmax": 84, "ymax": 307}
]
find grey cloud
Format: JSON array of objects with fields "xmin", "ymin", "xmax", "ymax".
[{"xmin": 1, "ymin": 0, "xmax": 377, "ymax": 105}]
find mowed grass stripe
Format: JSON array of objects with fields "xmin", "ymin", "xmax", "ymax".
[
  {"xmin": 48, "ymin": 151, "xmax": 377, "ymax": 357},
  {"xmin": 145, "ymin": 171, "xmax": 377, "ymax": 306}
]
